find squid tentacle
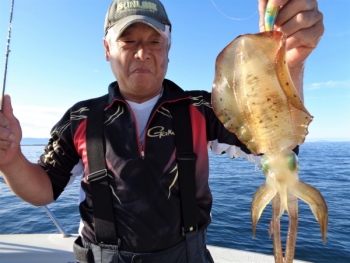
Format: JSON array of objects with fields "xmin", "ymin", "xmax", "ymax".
[
  {"xmin": 285, "ymin": 191, "xmax": 298, "ymax": 263},
  {"xmin": 271, "ymin": 194, "xmax": 284, "ymax": 263},
  {"xmin": 251, "ymin": 182, "xmax": 277, "ymax": 237},
  {"xmin": 289, "ymin": 180, "xmax": 328, "ymax": 243}
]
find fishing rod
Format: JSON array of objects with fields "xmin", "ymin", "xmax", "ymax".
[{"xmin": 1, "ymin": 0, "xmax": 15, "ymax": 111}]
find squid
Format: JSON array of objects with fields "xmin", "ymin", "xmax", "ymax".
[{"xmin": 211, "ymin": 2, "xmax": 328, "ymax": 263}]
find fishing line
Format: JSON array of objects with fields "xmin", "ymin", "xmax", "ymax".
[
  {"xmin": 1, "ymin": 0, "xmax": 15, "ymax": 111},
  {"xmin": 210, "ymin": 0, "xmax": 257, "ymax": 21}
]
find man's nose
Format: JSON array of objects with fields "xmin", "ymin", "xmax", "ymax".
[{"xmin": 135, "ymin": 44, "xmax": 150, "ymax": 60}]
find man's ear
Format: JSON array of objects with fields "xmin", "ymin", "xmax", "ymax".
[
  {"xmin": 103, "ymin": 38, "xmax": 110, "ymax": 61},
  {"xmin": 167, "ymin": 43, "xmax": 171, "ymax": 62}
]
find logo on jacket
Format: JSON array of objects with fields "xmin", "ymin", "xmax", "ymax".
[{"xmin": 147, "ymin": 126, "xmax": 175, "ymax": 138}]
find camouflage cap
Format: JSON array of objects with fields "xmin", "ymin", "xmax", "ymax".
[{"xmin": 104, "ymin": 0, "xmax": 171, "ymax": 38}]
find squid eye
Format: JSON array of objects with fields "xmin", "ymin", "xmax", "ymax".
[
  {"xmin": 287, "ymin": 152, "xmax": 298, "ymax": 171},
  {"xmin": 260, "ymin": 155, "xmax": 270, "ymax": 174}
]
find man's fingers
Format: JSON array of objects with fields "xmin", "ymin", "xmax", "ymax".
[
  {"xmin": 2, "ymin": 95, "xmax": 14, "ymax": 120},
  {"xmin": 258, "ymin": 0, "xmax": 268, "ymax": 32},
  {"xmin": 270, "ymin": 0, "xmax": 290, "ymax": 5},
  {"xmin": 275, "ymin": 0, "xmax": 318, "ymax": 27},
  {"xmin": 0, "ymin": 117, "xmax": 15, "ymax": 147},
  {"xmin": 0, "ymin": 95, "xmax": 15, "ymax": 141},
  {"xmin": 276, "ymin": 2, "xmax": 323, "ymax": 37},
  {"xmin": 285, "ymin": 19, "xmax": 324, "ymax": 52},
  {"xmin": 0, "ymin": 95, "xmax": 21, "ymax": 150},
  {"xmin": 0, "ymin": 96, "xmax": 11, "ymax": 128},
  {"xmin": 285, "ymin": 20, "xmax": 324, "ymax": 69},
  {"xmin": 0, "ymin": 139, "xmax": 13, "ymax": 149},
  {"xmin": 282, "ymin": 9, "xmax": 324, "ymax": 37}
]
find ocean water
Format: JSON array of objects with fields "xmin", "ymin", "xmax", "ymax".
[{"xmin": 0, "ymin": 142, "xmax": 349, "ymax": 263}]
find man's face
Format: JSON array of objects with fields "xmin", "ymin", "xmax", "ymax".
[{"xmin": 104, "ymin": 22, "xmax": 170, "ymax": 103}]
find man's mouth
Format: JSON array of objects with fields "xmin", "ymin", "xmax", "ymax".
[{"xmin": 131, "ymin": 67, "xmax": 152, "ymax": 74}]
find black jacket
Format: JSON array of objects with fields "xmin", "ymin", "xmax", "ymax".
[{"xmin": 39, "ymin": 79, "xmax": 252, "ymax": 252}]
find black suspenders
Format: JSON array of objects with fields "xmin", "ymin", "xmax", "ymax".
[
  {"xmin": 170, "ymin": 98, "xmax": 199, "ymax": 235},
  {"xmin": 86, "ymin": 94, "xmax": 198, "ymax": 249},
  {"xmin": 86, "ymin": 94, "xmax": 119, "ymax": 245}
]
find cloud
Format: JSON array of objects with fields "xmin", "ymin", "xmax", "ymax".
[
  {"xmin": 307, "ymin": 80, "xmax": 350, "ymax": 90},
  {"xmin": 334, "ymin": 30, "xmax": 350, "ymax": 37},
  {"xmin": 12, "ymin": 104, "xmax": 66, "ymax": 138}
]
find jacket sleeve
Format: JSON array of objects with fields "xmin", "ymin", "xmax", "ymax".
[{"xmin": 37, "ymin": 104, "xmax": 83, "ymax": 200}]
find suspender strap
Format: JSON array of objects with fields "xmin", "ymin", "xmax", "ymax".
[
  {"xmin": 170, "ymin": 98, "xmax": 199, "ymax": 234},
  {"xmin": 86, "ymin": 94, "xmax": 119, "ymax": 245}
]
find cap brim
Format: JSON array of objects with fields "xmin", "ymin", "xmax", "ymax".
[{"xmin": 109, "ymin": 15, "xmax": 169, "ymax": 39}]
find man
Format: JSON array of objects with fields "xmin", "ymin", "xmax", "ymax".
[{"xmin": 0, "ymin": 0, "xmax": 324, "ymax": 262}]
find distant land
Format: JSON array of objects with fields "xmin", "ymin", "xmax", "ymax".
[
  {"xmin": 21, "ymin": 138, "xmax": 50, "ymax": 145},
  {"xmin": 305, "ymin": 138, "xmax": 350, "ymax": 142}
]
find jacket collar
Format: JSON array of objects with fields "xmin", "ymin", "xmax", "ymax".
[{"xmin": 106, "ymin": 79, "xmax": 189, "ymax": 107}]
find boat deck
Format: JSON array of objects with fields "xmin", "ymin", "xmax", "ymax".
[{"xmin": 0, "ymin": 233, "xmax": 311, "ymax": 263}]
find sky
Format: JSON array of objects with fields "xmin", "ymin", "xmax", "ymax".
[{"xmin": 0, "ymin": 0, "xmax": 349, "ymax": 141}]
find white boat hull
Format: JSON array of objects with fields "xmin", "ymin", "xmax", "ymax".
[{"xmin": 0, "ymin": 233, "xmax": 312, "ymax": 263}]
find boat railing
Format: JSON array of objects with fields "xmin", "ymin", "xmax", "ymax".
[{"xmin": 0, "ymin": 176, "xmax": 71, "ymax": 237}]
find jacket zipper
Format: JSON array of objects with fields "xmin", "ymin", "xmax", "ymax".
[{"xmin": 139, "ymin": 139, "xmax": 145, "ymax": 159}]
